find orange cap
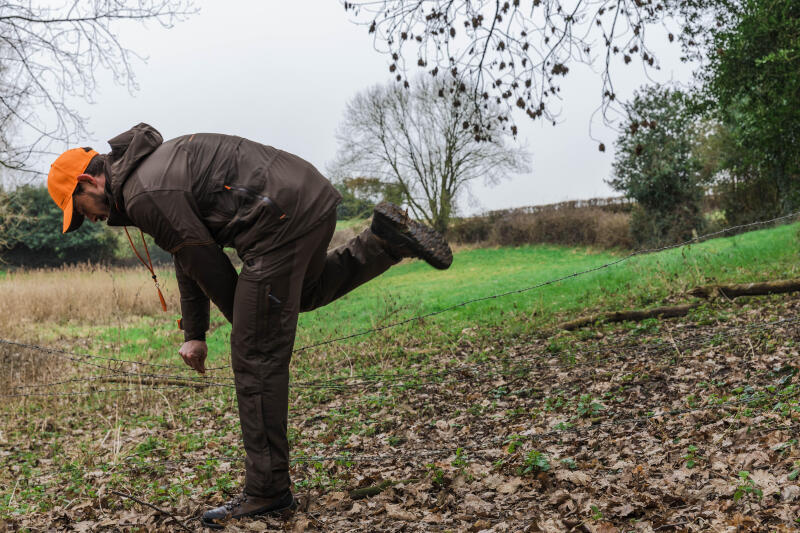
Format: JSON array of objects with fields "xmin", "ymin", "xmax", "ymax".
[{"xmin": 47, "ymin": 148, "xmax": 99, "ymax": 233}]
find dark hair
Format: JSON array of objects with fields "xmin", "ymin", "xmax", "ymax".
[
  {"xmin": 82, "ymin": 147, "xmax": 106, "ymax": 178},
  {"xmin": 74, "ymin": 147, "xmax": 106, "ymax": 196}
]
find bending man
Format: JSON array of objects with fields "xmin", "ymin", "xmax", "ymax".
[{"xmin": 46, "ymin": 123, "xmax": 452, "ymax": 528}]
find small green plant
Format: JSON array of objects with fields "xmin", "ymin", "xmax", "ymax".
[
  {"xmin": 451, "ymin": 448, "xmax": 468, "ymax": 470},
  {"xmin": 590, "ymin": 504, "xmax": 603, "ymax": 520},
  {"xmin": 788, "ymin": 460, "xmax": 800, "ymax": 481},
  {"xmin": 560, "ymin": 458, "xmax": 578, "ymax": 470},
  {"xmin": 387, "ymin": 435, "xmax": 404, "ymax": 446},
  {"xmin": 426, "ymin": 463, "xmax": 446, "ymax": 486},
  {"xmin": 519, "ymin": 450, "xmax": 550, "ymax": 475},
  {"xmin": 683, "ymin": 445, "xmax": 701, "ymax": 469},
  {"xmin": 504, "ymin": 434, "xmax": 524, "ymax": 454},
  {"xmin": 546, "ymin": 337, "xmax": 568, "ymax": 354},
  {"xmin": 544, "ymin": 392, "xmax": 567, "ymax": 412},
  {"xmin": 733, "ymin": 471, "xmax": 763, "ymax": 502},
  {"xmin": 467, "ymin": 403, "xmax": 483, "ymax": 416},
  {"xmin": 575, "ymin": 395, "xmax": 604, "ymax": 418}
]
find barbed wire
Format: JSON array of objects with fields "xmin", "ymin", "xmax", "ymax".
[
  {"xmin": 3, "ymin": 314, "xmax": 797, "ymax": 398},
  {"xmin": 10, "ymin": 389, "xmax": 797, "ymax": 494},
  {"xmin": 291, "ymin": 210, "xmax": 800, "ymax": 353},
  {"xmin": 6, "ymin": 336, "xmax": 797, "ymax": 501},
  {"xmin": 1, "ymin": 210, "xmax": 797, "ymax": 380}
]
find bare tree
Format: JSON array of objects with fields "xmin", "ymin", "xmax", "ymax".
[
  {"xmin": 0, "ymin": 0, "xmax": 195, "ymax": 179},
  {"xmin": 331, "ymin": 76, "xmax": 531, "ymax": 233},
  {"xmin": 341, "ymin": 1, "xmax": 720, "ymax": 145}
]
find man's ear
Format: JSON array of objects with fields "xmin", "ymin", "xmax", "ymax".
[{"xmin": 76, "ymin": 173, "xmax": 99, "ymax": 192}]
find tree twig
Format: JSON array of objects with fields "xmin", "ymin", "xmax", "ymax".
[{"xmin": 111, "ymin": 490, "xmax": 193, "ymax": 532}]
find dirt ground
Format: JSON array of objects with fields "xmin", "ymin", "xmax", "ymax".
[{"xmin": 2, "ymin": 295, "xmax": 799, "ymax": 531}]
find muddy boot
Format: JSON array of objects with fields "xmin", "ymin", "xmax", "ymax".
[
  {"xmin": 370, "ymin": 202, "xmax": 453, "ymax": 270},
  {"xmin": 201, "ymin": 490, "xmax": 297, "ymax": 529}
]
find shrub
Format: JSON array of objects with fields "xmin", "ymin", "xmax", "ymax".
[
  {"xmin": 0, "ymin": 186, "xmax": 117, "ymax": 267},
  {"xmin": 449, "ymin": 204, "xmax": 632, "ymax": 249}
]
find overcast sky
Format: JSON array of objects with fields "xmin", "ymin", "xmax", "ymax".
[{"xmin": 67, "ymin": 1, "xmax": 695, "ymax": 215}]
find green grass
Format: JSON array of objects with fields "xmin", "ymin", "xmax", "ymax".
[
  {"xmin": 75, "ymin": 222, "xmax": 799, "ymax": 374},
  {"xmin": 335, "ymin": 218, "xmax": 368, "ymax": 231}
]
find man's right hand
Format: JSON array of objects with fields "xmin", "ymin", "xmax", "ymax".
[{"xmin": 179, "ymin": 340, "xmax": 208, "ymax": 374}]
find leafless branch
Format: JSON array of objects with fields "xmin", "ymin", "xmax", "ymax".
[
  {"xmin": 342, "ymin": 0, "xmax": 689, "ymax": 142},
  {"xmin": 0, "ymin": 1, "xmax": 196, "ymax": 181},
  {"xmin": 330, "ymin": 75, "xmax": 531, "ymax": 232}
]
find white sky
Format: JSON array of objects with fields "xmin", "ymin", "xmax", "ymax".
[{"xmin": 66, "ymin": 1, "xmax": 695, "ymax": 215}]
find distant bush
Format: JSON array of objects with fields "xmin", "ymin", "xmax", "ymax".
[
  {"xmin": 0, "ymin": 186, "xmax": 173, "ymax": 268},
  {"xmin": 0, "ymin": 186, "xmax": 118, "ymax": 267},
  {"xmin": 449, "ymin": 199, "xmax": 633, "ymax": 249}
]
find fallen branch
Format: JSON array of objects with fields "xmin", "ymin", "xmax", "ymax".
[
  {"xmin": 561, "ymin": 303, "xmax": 700, "ymax": 331},
  {"xmin": 111, "ymin": 490, "xmax": 193, "ymax": 532},
  {"xmin": 95, "ymin": 377, "xmax": 210, "ymax": 388},
  {"xmin": 688, "ymin": 279, "xmax": 800, "ymax": 300}
]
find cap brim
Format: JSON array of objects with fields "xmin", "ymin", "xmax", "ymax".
[{"xmin": 62, "ymin": 197, "xmax": 84, "ymax": 233}]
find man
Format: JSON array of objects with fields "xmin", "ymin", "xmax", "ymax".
[{"xmin": 47, "ymin": 123, "xmax": 452, "ymax": 528}]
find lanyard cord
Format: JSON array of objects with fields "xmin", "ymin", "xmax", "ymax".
[{"xmin": 124, "ymin": 227, "xmax": 167, "ymax": 312}]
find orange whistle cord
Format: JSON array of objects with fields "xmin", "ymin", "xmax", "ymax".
[{"xmin": 124, "ymin": 227, "xmax": 168, "ymax": 312}]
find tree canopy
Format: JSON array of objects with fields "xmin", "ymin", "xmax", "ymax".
[
  {"xmin": 703, "ymin": 0, "xmax": 800, "ymax": 223},
  {"xmin": 341, "ymin": 0, "xmax": 724, "ymax": 141},
  {"xmin": 607, "ymin": 86, "xmax": 706, "ymax": 245}
]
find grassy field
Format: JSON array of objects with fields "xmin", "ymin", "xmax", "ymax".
[
  {"xmin": 5, "ymin": 221, "xmax": 795, "ymax": 377},
  {"xmin": 1, "ymin": 221, "xmax": 799, "ymax": 529},
  {"xmin": 334, "ymin": 218, "xmax": 368, "ymax": 231}
]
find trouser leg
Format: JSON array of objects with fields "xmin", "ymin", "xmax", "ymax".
[
  {"xmin": 300, "ymin": 217, "xmax": 398, "ymax": 312},
  {"xmin": 231, "ymin": 237, "xmax": 308, "ymax": 497},
  {"xmin": 230, "ymin": 211, "xmax": 399, "ymax": 496}
]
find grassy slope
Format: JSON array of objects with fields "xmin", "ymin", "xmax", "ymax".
[{"xmin": 81, "ymin": 222, "xmax": 800, "ymax": 375}]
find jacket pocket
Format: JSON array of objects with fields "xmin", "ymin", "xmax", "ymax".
[{"xmin": 224, "ymin": 184, "xmax": 289, "ymax": 222}]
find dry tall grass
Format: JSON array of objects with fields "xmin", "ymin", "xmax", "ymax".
[
  {"xmin": 0, "ymin": 225, "xmax": 364, "ymax": 337},
  {"xmin": 0, "ymin": 264, "xmax": 180, "ymax": 335}
]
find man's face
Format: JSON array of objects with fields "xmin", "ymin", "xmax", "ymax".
[{"xmin": 73, "ymin": 176, "xmax": 110, "ymax": 223}]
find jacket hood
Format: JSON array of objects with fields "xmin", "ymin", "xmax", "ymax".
[{"xmin": 106, "ymin": 123, "xmax": 163, "ymax": 210}]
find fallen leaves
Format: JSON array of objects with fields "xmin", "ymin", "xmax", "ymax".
[{"xmin": 3, "ymin": 297, "xmax": 800, "ymax": 530}]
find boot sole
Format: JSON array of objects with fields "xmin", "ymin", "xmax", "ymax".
[
  {"xmin": 201, "ymin": 495, "xmax": 298, "ymax": 529},
  {"xmin": 372, "ymin": 203, "xmax": 453, "ymax": 270}
]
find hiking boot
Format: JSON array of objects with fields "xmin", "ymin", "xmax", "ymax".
[
  {"xmin": 201, "ymin": 490, "xmax": 297, "ymax": 529},
  {"xmin": 371, "ymin": 202, "xmax": 453, "ymax": 270}
]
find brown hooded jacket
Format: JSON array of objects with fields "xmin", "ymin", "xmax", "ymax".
[{"xmin": 104, "ymin": 123, "xmax": 341, "ymax": 341}]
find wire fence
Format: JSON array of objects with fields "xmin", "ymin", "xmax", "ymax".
[
  {"xmin": 3, "ymin": 314, "xmax": 797, "ymax": 398},
  {"xmin": 15, "ymin": 381, "xmax": 799, "ymax": 485},
  {"xmin": 4, "ymin": 309, "xmax": 799, "ymax": 397},
  {"xmin": 1, "ymin": 209, "xmax": 797, "ymax": 382}
]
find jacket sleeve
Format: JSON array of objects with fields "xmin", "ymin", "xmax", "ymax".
[
  {"xmin": 174, "ymin": 255, "xmax": 210, "ymax": 341},
  {"xmin": 126, "ymin": 190, "xmax": 237, "ymax": 341}
]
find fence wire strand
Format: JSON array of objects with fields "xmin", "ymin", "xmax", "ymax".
[
  {"xmin": 2, "ymin": 315, "xmax": 798, "ymax": 398},
  {"xmin": 1, "ymin": 210, "xmax": 797, "ymax": 379}
]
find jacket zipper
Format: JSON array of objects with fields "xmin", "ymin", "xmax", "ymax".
[{"xmin": 224, "ymin": 184, "xmax": 288, "ymax": 220}]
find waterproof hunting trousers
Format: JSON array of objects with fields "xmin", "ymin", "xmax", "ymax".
[{"xmin": 231, "ymin": 210, "xmax": 397, "ymax": 497}]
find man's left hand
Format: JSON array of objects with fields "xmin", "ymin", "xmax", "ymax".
[{"xmin": 179, "ymin": 340, "xmax": 208, "ymax": 374}]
